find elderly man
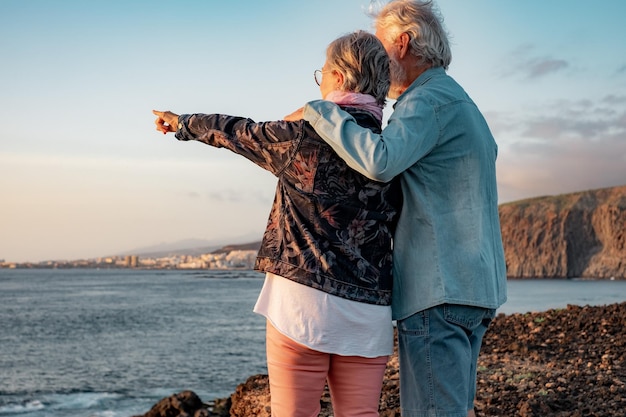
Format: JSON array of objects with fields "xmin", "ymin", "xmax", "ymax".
[{"xmin": 293, "ymin": 1, "xmax": 507, "ymax": 416}]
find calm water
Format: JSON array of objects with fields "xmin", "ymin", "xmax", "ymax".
[{"xmin": 1, "ymin": 269, "xmax": 625, "ymax": 417}]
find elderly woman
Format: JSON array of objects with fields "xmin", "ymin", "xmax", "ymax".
[{"xmin": 153, "ymin": 31, "xmax": 400, "ymax": 417}]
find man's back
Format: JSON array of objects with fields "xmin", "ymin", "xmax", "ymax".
[{"xmin": 387, "ymin": 67, "xmax": 507, "ymax": 319}]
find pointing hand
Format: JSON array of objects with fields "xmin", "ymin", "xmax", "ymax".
[{"xmin": 153, "ymin": 110, "xmax": 179, "ymax": 134}]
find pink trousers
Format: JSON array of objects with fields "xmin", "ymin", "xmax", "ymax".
[{"xmin": 265, "ymin": 321, "xmax": 389, "ymax": 417}]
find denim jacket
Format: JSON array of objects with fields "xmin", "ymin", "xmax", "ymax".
[
  {"xmin": 176, "ymin": 109, "xmax": 401, "ymax": 305},
  {"xmin": 304, "ymin": 67, "xmax": 507, "ymax": 319}
]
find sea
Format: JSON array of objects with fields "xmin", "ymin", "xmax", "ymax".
[{"xmin": 1, "ymin": 269, "xmax": 625, "ymax": 417}]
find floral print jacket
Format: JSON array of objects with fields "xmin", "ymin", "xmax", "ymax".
[{"xmin": 176, "ymin": 108, "xmax": 401, "ymax": 305}]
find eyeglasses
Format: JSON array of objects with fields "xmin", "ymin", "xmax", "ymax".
[{"xmin": 314, "ymin": 69, "xmax": 331, "ymax": 86}]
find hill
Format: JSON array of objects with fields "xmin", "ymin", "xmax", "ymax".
[
  {"xmin": 121, "ymin": 236, "xmax": 262, "ymax": 259},
  {"xmin": 499, "ymin": 184, "xmax": 625, "ymax": 279},
  {"xmin": 210, "ymin": 241, "xmax": 262, "ymax": 254}
]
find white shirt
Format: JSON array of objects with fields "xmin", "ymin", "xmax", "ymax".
[{"xmin": 254, "ymin": 272, "xmax": 393, "ymax": 357}]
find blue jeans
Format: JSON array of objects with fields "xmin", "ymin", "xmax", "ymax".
[{"xmin": 397, "ymin": 304, "xmax": 495, "ymax": 417}]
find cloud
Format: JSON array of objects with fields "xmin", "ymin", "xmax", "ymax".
[
  {"xmin": 489, "ymin": 95, "xmax": 626, "ymax": 202},
  {"xmin": 499, "ymin": 44, "xmax": 569, "ymax": 80},
  {"xmin": 526, "ymin": 58, "xmax": 569, "ymax": 78},
  {"xmin": 602, "ymin": 94, "xmax": 626, "ymax": 105},
  {"xmin": 206, "ymin": 188, "xmax": 273, "ymax": 205},
  {"xmin": 208, "ymin": 189, "xmax": 245, "ymax": 203},
  {"xmin": 492, "ymin": 95, "xmax": 626, "ymax": 142}
]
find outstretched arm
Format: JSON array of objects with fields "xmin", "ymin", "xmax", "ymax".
[
  {"xmin": 153, "ymin": 110, "xmax": 302, "ymax": 176},
  {"xmin": 302, "ymin": 99, "xmax": 437, "ymax": 182}
]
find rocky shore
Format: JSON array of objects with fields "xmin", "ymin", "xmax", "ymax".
[{"xmin": 136, "ymin": 302, "xmax": 626, "ymax": 417}]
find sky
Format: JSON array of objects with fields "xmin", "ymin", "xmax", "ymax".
[{"xmin": 1, "ymin": 0, "xmax": 625, "ymax": 263}]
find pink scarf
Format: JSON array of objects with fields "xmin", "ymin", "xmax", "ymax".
[{"xmin": 326, "ymin": 91, "xmax": 384, "ymax": 124}]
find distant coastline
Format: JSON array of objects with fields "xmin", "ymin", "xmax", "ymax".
[
  {"xmin": 0, "ymin": 241, "xmax": 262, "ymax": 270},
  {"xmin": 3, "ymin": 184, "xmax": 624, "ymax": 279}
]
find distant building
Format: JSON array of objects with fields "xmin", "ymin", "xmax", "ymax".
[{"xmin": 125, "ymin": 255, "xmax": 139, "ymax": 268}]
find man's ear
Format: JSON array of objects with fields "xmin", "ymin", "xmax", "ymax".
[{"xmin": 397, "ymin": 32, "xmax": 411, "ymax": 59}]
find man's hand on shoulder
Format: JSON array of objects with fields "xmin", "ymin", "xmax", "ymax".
[{"xmin": 284, "ymin": 107, "xmax": 304, "ymax": 121}]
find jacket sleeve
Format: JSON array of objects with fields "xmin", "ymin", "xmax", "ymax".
[
  {"xmin": 175, "ymin": 113, "xmax": 302, "ymax": 176},
  {"xmin": 303, "ymin": 98, "xmax": 438, "ymax": 182}
]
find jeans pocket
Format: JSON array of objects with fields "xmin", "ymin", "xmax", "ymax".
[
  {"xmin": 443, "ymin": 304, "xmax": 495, "ymax": 332},
  {"xmin": 397, "ymin": 310, "xmax": 428, "ymax": 336}
]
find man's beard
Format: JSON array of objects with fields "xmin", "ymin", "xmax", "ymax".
[{"xmin": 388, "ymin": 54, "xmax": 408, "ymax": 99}]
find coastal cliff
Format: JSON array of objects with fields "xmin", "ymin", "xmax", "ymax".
[
  {"xmin": 136, "ymin": 302, "xmax": 626, "ymax": 417},
  {"xmin": 499, "ymin": 185, "xmax": 626, "ymax": 279}
]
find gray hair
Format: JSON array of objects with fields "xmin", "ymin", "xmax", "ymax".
[
  {"xmin": 326, "ymin": 30, "xmax": 390, "ymax": 106},
  {"xmin": 373, "ymin": 0, "xmax": 451, "ymax": 69}
]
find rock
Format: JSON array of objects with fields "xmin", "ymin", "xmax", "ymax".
[
  {"xmin": 228, "ymin": 375, "xmax": 271, "ymax": 417},
  {"xmin": 475, "ymin": 302, "xmax": 626, "ymax": 416},
  {"xmin": 133, "ymin": 390, "xmax": 208, "ymax": 417},
  {"xmin": 499, "ymin": 185, "xmax": 626, "ymax": 279}
]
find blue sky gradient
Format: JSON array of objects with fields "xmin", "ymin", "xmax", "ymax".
[{"xmin": 2, "ymin": 0, "xmax": 625, "ymax": 262}]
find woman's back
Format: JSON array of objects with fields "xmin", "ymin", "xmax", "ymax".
[{"xmin": 256, "ymin": 107, "xmax": 401, "ymax": 305}]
